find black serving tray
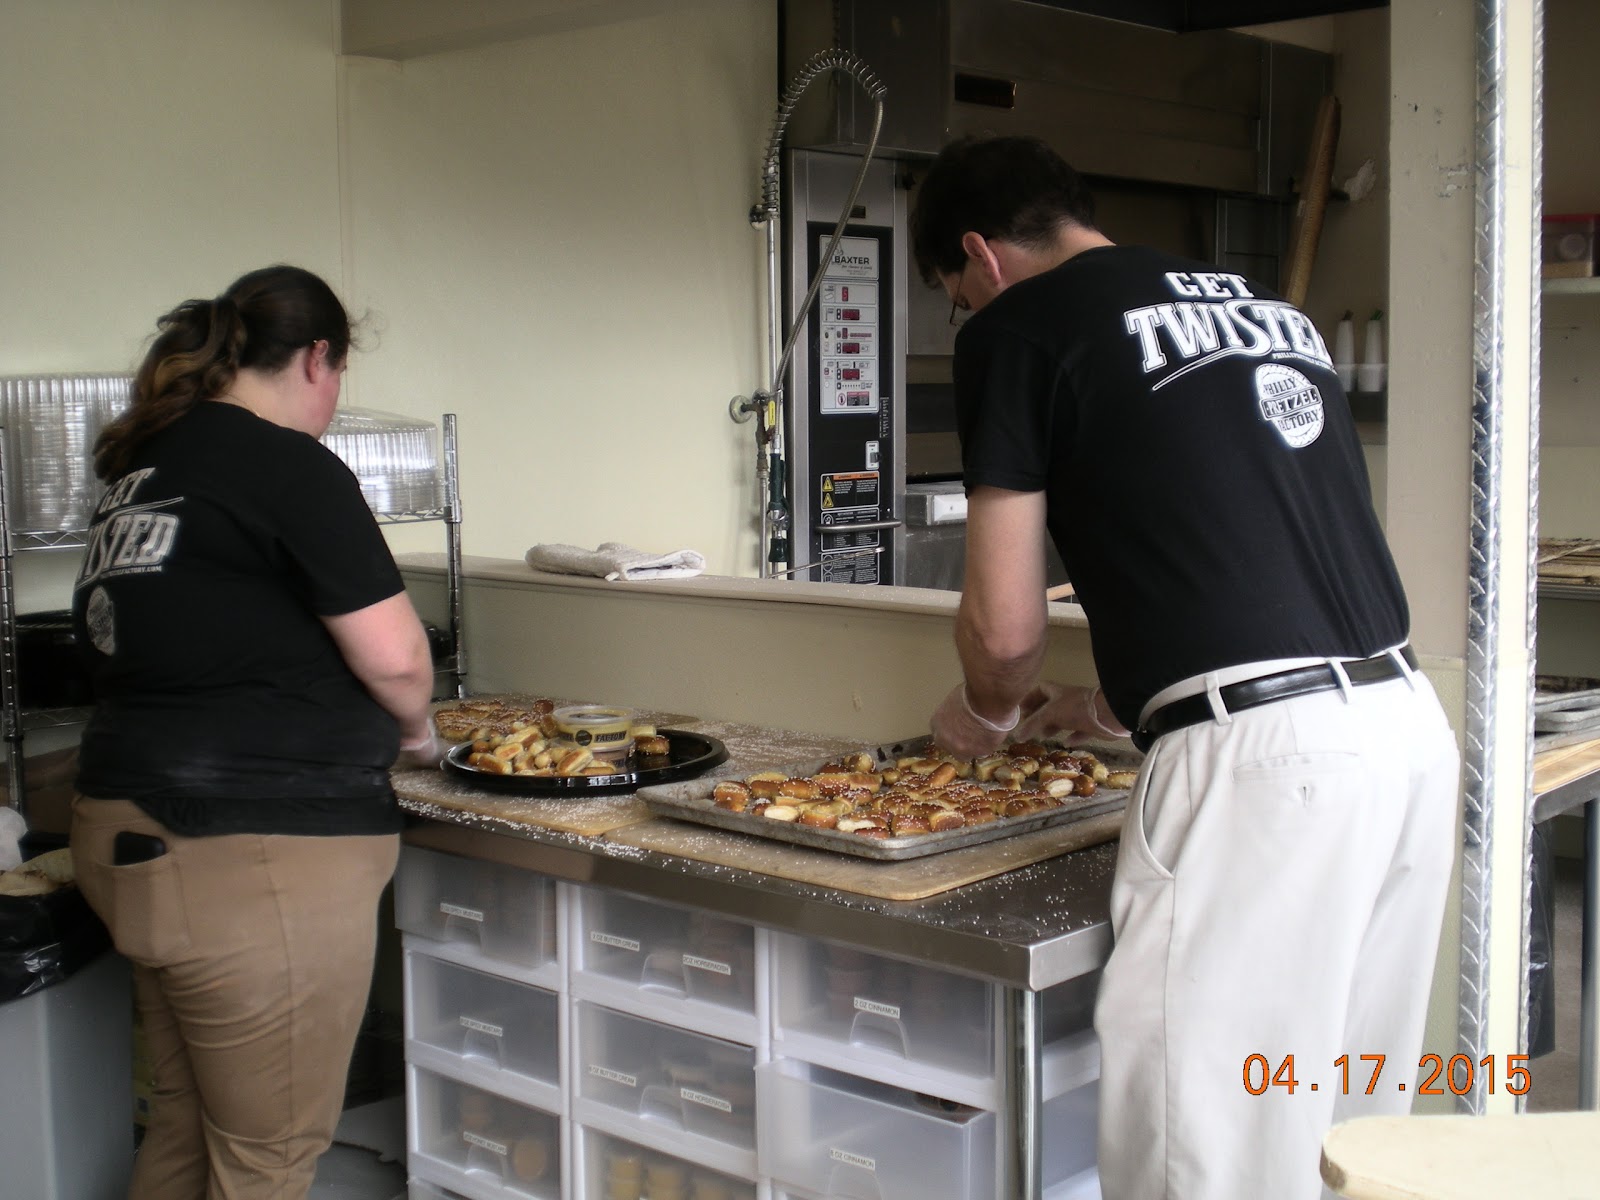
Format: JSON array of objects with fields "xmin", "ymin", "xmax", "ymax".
[{"xmin": 442, "ymin": 729, "xmax": 727, "ymax": 797}]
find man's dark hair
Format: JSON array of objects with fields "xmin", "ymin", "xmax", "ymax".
[{"xmin": 910, "ymin": 135, "xmax": 1097, "ymax": 285}]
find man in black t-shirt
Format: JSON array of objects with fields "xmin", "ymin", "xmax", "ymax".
[{"xmin": 912, "ymin": 137, "xmax": 1459, "ymax": 1200}]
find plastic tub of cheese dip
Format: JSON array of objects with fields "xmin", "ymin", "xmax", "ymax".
[{"xmin": 553, "ymin": 705, "xmax": 637, "ymax": 762}]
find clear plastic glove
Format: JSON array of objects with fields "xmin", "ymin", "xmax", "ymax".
[
  {"xmin": 1012, "ymin": 681, "xmax": 1130, "ymax": 746},
  {"xmin": 930, "ymin": 683, "xmax": 1020, "ymax": 758},
  {"xmin": 395, "ymin": 724, "xmax": 448, "ymax": 771}
]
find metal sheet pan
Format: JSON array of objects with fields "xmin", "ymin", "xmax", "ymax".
[{"xmin": 637, "ymin": 735, "xmax": 1140, "ymax": 861}]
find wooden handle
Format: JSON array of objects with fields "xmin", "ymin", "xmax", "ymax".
[
  {"xmin": 1045, "ymin": 583, "xmax": 1076, "ymax": 601},
  {"xmin": 1282, "ymin": 94, "xmax": 1341, "ymax": 308}
]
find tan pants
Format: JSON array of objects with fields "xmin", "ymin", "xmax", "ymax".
[{"xmin": 70, "ymin": 798, "xmax": 399, "ymax": 1200}]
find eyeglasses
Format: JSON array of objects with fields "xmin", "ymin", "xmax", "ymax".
[{"xmin": 948, "ymin": 261, "xmax": 971, "ymax": 327}]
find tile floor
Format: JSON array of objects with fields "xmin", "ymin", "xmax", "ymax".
[{"xmin": 309, "ymin": 1097, "xmax": 407, "ymax": 1200}]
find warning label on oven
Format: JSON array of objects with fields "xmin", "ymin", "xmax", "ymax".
[{"xmin": 819, "ymin": 472, "xmax": 879, "ymax": 524}]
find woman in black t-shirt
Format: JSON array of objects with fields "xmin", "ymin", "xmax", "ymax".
[{"xmin": 68, "ymin": 265, "xmax": 444, "ymax": 1200}]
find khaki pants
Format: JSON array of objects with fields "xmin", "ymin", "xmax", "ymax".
[
  {"xmin": 70, "ymin": 798, "xmax": 399, "ymax": 1200},
  {"xmin": 1095, "ymin": 674, "xmax": 1460, "ymax": 1200}
]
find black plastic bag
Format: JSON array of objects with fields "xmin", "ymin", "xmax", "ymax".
[
  {"xmin": 1527, "ymin": 821, "xmax": 1556, "ymax": 1058},
  {"xmin": 0, "ymin": 885, "xmax": 111, "ymax": 1003}
]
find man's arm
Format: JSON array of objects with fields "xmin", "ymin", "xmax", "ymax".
[
  {"xmin": 930, "ymin": 486, "xmax": 1050, "ymax": 756},
  {"xmin": 958, "ymin": 485, "xmax": 1049, "ymax": 717}
]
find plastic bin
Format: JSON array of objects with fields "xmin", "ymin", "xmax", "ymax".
[
  {"xmin": 406, "ymin": 949, "xmax": 561, "ymax": 1090},
  {"xmin": 409, "ymin": 1065, "xmax": 562, "ymax": 1199},
  {"xmin": 574, "ymin": 1001, "xmax": 757, "ymax": 1151},
  {"xmin": 757, "ymin": 1059, "xmax": 997, "ymax": 1199},
  {"xmin": 578, "ymin": 1126, "xmax": 757, "ymax": 1200},
  {"xmin": 395, "ymin": 846, "xmax": 557, "ymax": 971},
  {"xmin": 573, "ymin": 887, "xmax": 758, "ymax": 1019},
  {"xmin": 0, "ymin": 951, "xmax": 133, "ymax": 1200},
  {"xmin": 771, "ymin": 934, "xmax": 996, "ymax": 1084}
]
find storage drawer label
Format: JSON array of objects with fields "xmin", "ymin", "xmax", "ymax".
[
  {"xmin": 830, "ymin": 1147, "xmax": 877, "ymax": 1172},
  {"xmin": 459, "ymin": 1015, "xmax": 504, "ymax": 1038},
  {"xmin": 590, "ymin": 931, "xmax": 641, "ymax": 953},
  {"xmin": 463, "ymin": 1131, "xmax": 508, "ymax": 1156},
  {"xmin": 680, "ymin": 1087, "xmax": 733, "ymax": 1113},
  {"xmin": 589, "ymin": 1065, "xmax": 639, "ymax": 1088},
  {"xmin": 853, "ymin": 996, "xmax": 901, "ymax": 1020},
  {"xmin": 439, "ymin": 902, "xmax": 484, "ymax": 923},
  {"xmin": 681, "ymin": 954, "xmax": 732, "ymax": 976}
]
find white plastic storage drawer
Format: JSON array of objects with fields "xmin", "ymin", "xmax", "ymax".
[
  {"xmin": 1042, "ymin": 1077, "xmax": 1099, "ymax": 1190},
  {"xmin": 579, "ymin": 1127, "xmax": 757, "ymax": 1200},
  {"xmin": 409, "ymin": 1065, "xmax": 562, "ymax": 1199},
  {"xmin": 771, "ymin": 935, "xmax": 995, "ymax": 1083},
  {"xmin": 574, "ymin": 887, "xmax": 758, "ymax": 1018},
  {"xmin": 407, "ymin": 951, "xmax": 560, "ymax": 1089},
  {"xmin": 757, "ymin": 1060, "xmax": 996, "ymax": 1200},
  {"xmin": 575, "ymin": 1002, "xmax": 756, "ymax": 1151},
  {"xmin": 396, "ymin": 847, "xmax": 557, "ymax": 970}
]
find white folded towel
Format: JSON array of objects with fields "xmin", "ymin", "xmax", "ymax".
[{"xmin": 525, "ymin": 541, "xmax": 706, "ymax": 582}]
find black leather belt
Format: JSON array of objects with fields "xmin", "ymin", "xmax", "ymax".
[{"xmin": 1134, "ymin": 645, "xmax": 1419, "ymax": 751}]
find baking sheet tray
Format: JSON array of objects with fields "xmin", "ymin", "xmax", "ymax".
[
  {"xmin": 636, "ymin": 735, "xmax": 1138, "ymax": 861},
  {"xmin": 1534, "ymin": 677, "xmax": 1600, "ymax": 733},
  {"xmin": 442, "ymin": 730, "xmax": 726, "ymax": 797}
]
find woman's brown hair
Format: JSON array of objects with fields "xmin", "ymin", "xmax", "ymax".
[{"xmin": 94, "ymin": 265, "xmax": 351, "ymax": 480}]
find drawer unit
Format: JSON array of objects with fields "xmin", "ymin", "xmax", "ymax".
[
  {"xmin": 573, "ymin": 1001, "xmax": 758, "ymax": 1162},
  {"xmin": 396, "ymin": 846, "xmax": 558, "ymax": 973},
  {"xmin": 409, "ymin": 1065, "xmax": 563, "ymax": 1199},
  {"xmin": 757, "ymin": 1060, "xmax": 996, "ymax": 1200},
  {"xmin": 577, "ymin": 1126, "xmax": 758, "ymax": 1200},
  {"xmin": 572, "ymin": 886, "xmax": 760, "ymax": 1040},
  {"xmin": 406, "ymin": 948, "xmax": 562, "ymax": 1110},
  {"xmin": 770, "ymin": 935, "xmax": 996, "ymax": 1102}
]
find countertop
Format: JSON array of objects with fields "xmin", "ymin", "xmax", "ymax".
[{"xmin": 395, "ymin": 715, "xmax": 1118, "ymax": 991}]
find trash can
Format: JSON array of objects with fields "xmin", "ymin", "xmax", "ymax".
[{"xmin": 0, "ymin": 878, "xmax": 132, "ymax": 1199}]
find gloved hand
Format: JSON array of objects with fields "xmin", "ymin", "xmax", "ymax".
[
  {"xmin": 1012, "ymin": 681, "xmax": 1130, "ymax": 746},
  {"xmin": 395, "ymin": 723, "xmax": 448, "ymax": 771},
  {"xmin": 931, "ymin": 683, "xmax": 1020, "ymax": 758}
]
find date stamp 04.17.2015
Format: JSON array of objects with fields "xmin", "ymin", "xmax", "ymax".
[{"xmin": 1243, "ymin": 1053, "xmax": 1532, "ymax": 1097}]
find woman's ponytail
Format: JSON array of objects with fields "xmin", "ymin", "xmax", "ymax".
[{"xmin": 93, "ymin": 265, "xmax": 350, "ymax": 480}]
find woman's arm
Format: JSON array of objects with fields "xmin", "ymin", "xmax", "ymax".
[{"xmin": 321, "ymin": 592, "xmax": 434, "ymax": 747}]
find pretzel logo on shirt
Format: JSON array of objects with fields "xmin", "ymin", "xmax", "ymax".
[{"xmin": 1255, "ymin": 363, "xmax": 1325, "ymax": 449}]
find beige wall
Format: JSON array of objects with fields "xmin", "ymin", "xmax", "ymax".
[
  {"xmin": 407, "ymin": 559, "xmax": 1093, "ymax": 741},
  {"xmin": 0, "ymin": 0, "xmax": 345, "ymax": 611},
  {"xmin": 0, "ymin": 0, "xmax": 344, "ymax": 371},
  {"xmin": 338, "ymin": 0, "xmax": 773, "ymax": 571}
]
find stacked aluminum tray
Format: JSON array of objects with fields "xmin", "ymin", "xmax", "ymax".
[
  {"xmin": 1535, "ymin": 676, "xmax": 1600, "ymax": 738},
  {"xmin": 0, "ymin": 374, "xmax": 133, "ymax": 534},
  {"xmin": 320, "ymin": 407, "xmax": 443, "ymax": 515}
]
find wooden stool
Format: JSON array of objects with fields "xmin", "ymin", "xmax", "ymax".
[{"xmin": 1321, "ymin": 1112, "xmax": 1600, "ymax": 1198}]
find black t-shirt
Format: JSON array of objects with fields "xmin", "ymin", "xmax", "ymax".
[
  {"xmin": 72, "ymin": 402, "xmax": 406, "ymax": 836},
  {"xmin": 954, "ymin": 244, "xmax": 1408, "ymax": 729}
]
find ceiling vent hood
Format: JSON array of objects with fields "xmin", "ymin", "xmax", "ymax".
[{"xmin": 782, "ymin": 0, "xmax": 1333, "ymax": 198}]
